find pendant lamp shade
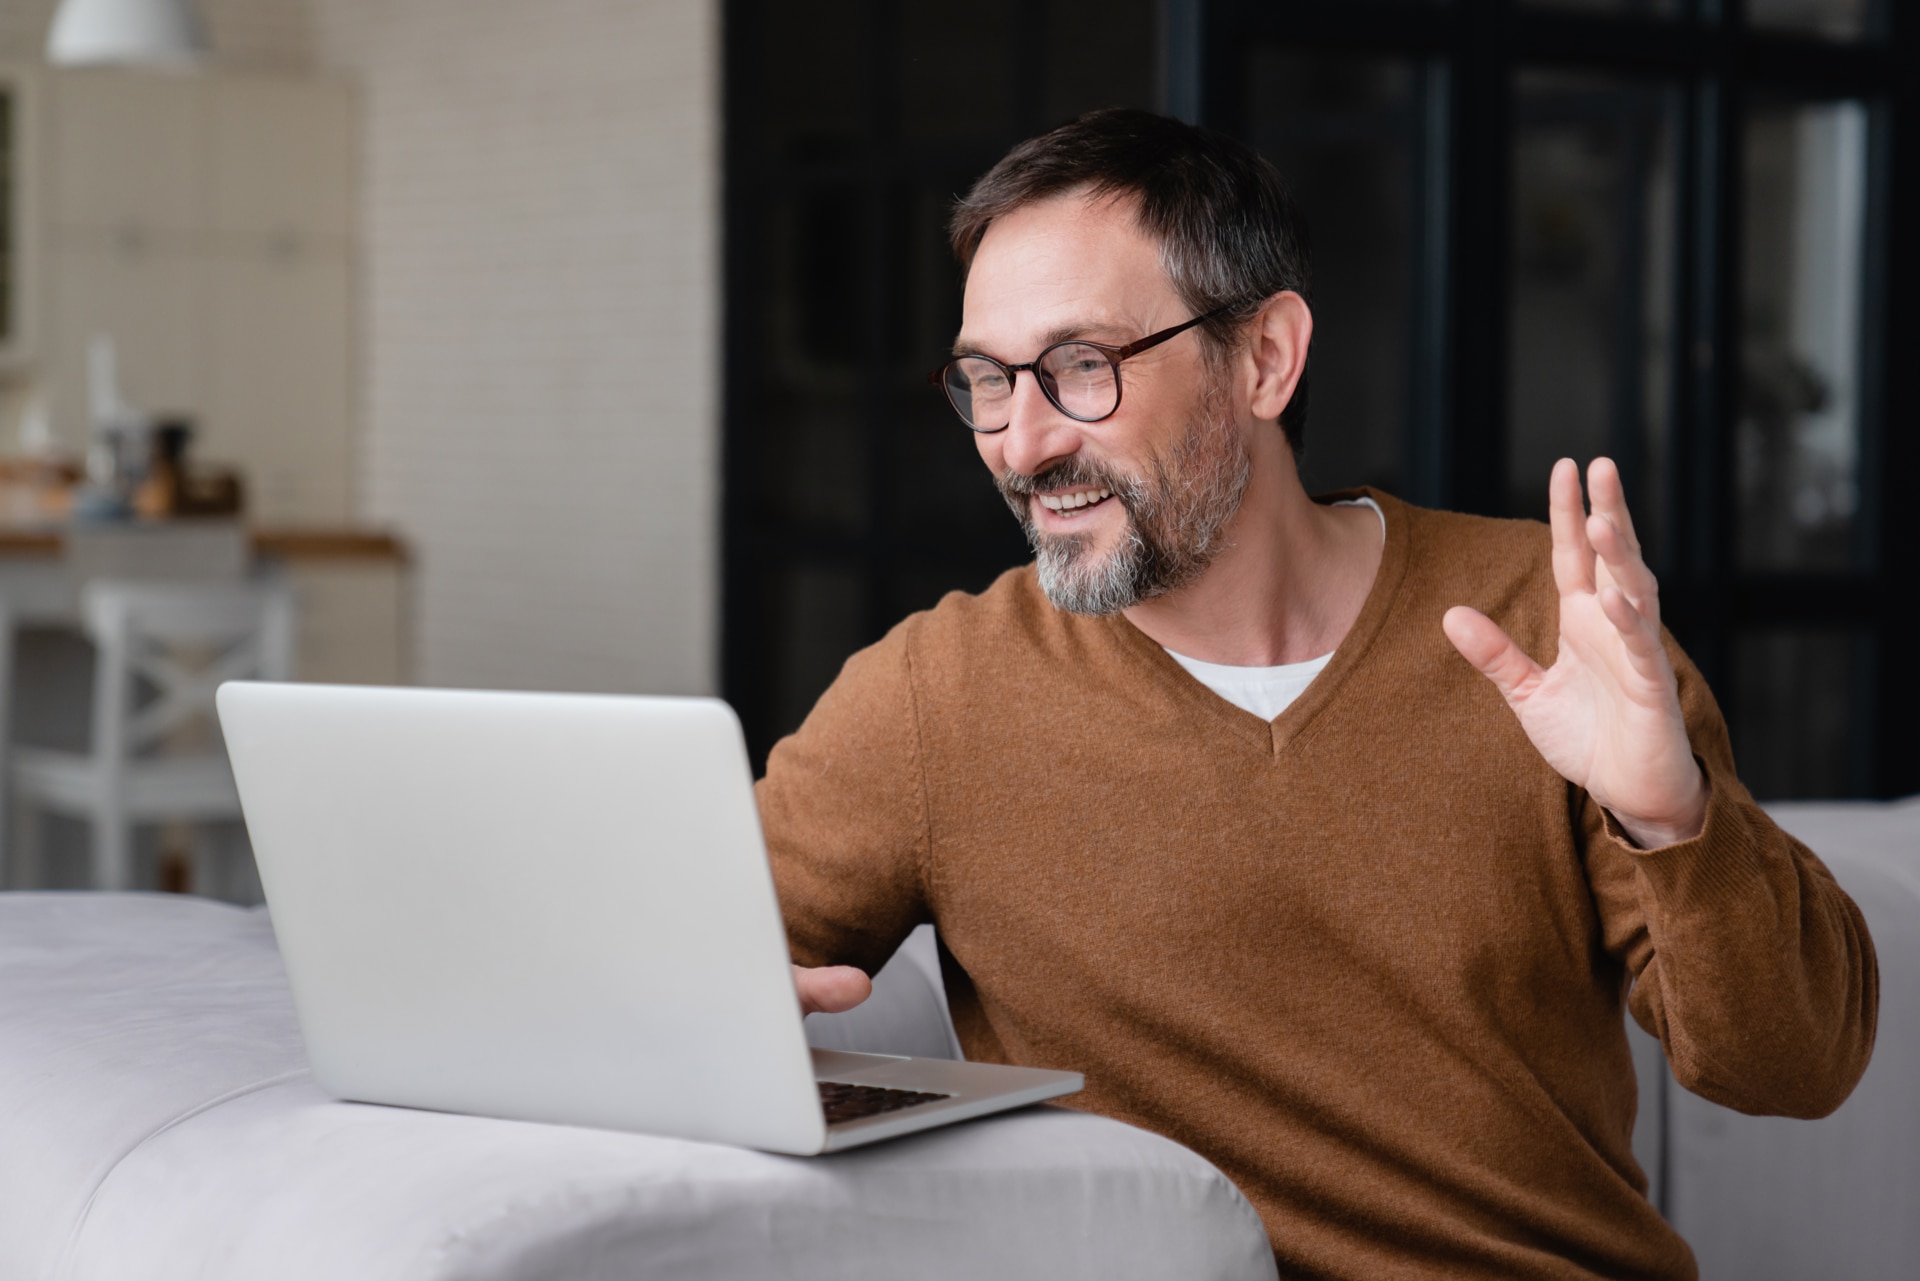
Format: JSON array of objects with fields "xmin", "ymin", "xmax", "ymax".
[{"xmin": 46, "ymin": 0, "xmax": 207, "ymax": 69}]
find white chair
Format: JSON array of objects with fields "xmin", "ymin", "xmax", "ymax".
[{"xmin": 8, "ymin": 579, "xmax": 295, "ymax": 891}]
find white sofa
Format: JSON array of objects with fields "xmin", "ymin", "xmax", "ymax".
[
  {"xmin": 1637, "ymin": 799, "xmax": 1920, "ymax": 1280},
  {"xmin": 0, "ymin": 896, "xmax": 1273, "ymax": 1281},
  {"xmin": 0, "ymin": 799, "xmax": 1911, "ymax": 1279}
]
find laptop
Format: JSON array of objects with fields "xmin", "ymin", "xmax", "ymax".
[{"xmin": 215, "ymin": 682, "xmax": 1081, "ymax": 1155}]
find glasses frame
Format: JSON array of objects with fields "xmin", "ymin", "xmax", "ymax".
[{"xmin": 928, "ymin": 306, "xmax": 1230, "ymax": 434}]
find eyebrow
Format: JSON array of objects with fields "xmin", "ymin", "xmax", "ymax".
[{"xmin": 950, "ymin": 319, "xmax": 1132, "ymax": 359}]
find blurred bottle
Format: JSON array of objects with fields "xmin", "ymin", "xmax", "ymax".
[
  {"xmin": 134, "ymin": 419, "xmax": 192, "ymax": 518},
  {"xmin": 75, "ymin": 333, "xmax": 149, "ymax": 522}
]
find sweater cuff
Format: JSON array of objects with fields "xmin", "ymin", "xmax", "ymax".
[{"xmin": 1600, "ymin": 756, "xmax": 1770, "ymax": 904}]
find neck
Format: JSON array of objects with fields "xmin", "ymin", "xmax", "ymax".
[{"xmin": 1121, "ymin": 442, "xmax": 1383, "ymax": 667}]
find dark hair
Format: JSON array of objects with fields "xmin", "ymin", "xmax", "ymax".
[{"xmin": 950, "ymin": 108, "xmax": 1313, "ymax": 452}]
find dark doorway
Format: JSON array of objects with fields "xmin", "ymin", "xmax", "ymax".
[{"xmin": 722, "ymin": 0, "xmax": 1159, "ymax": 766}]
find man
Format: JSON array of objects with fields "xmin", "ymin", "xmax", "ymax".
[{"xmin": 762, "ymin": 109, "xmax": 1876, "ymax": 1278}]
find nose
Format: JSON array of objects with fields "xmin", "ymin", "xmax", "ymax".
[{"xmin": 992, "ymin": 371, "xmax": 1084, "ymax": 479}]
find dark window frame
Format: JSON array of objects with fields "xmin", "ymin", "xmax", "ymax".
[
  {"xmin": 721, "ymin": 0, "xmax": 1162, "ymax": 768},
  {"xmin": 722, "ymin": 0, "xmax": 1916, "ymax": 799},
  {"xmin": 1186, "ymin": 0, "xmax": 1916, "ymax": 800}
]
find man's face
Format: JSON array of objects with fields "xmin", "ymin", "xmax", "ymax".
[{"xmin": 956, "ymin": 192, "xmax": 1250, "ymax": 615}]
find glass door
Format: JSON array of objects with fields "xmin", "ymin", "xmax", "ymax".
[{"xmin": 1195, "ymin": 0, "xmax": 1915, "ymax": 799}]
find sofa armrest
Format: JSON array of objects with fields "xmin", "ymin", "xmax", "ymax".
[{"xmin": 1650, "ymin": 798, "xmax": 1920, "ymax": 1281}]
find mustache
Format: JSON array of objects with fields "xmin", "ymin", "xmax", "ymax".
[{"xmin": 994, "ymin": 457, "xmax": 1149, "ymax": 518}]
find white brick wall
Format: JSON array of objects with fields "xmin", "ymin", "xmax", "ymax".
[
  {"xmin": 314, "ymin": 0, "xmax": 721, "ymax": 695},
  {"xmin": 313, "ymin": 0, "xmax": 720, "ymax": 696},
  {"xmin": 7, "ymin": 0, "xmax": 722, "ymax": 698}
]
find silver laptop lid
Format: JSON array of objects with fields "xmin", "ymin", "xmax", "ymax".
[{"xmin": 217, "ymin": 682, "xmax": 828, "ymax": 1154}]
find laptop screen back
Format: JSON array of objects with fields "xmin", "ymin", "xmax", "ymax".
[{"xmin": 217, "ymin": 683, "xmax": 827, "ymax": 1153}]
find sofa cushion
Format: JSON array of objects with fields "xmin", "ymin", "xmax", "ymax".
[{"xmin": 0, "ymin": 893, "xmax": 1276, "ymax": 1281}]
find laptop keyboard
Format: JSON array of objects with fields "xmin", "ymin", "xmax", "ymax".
[{"xmin": 818, "ymin": 1080, "xmax": 952, "ymax": 1125}]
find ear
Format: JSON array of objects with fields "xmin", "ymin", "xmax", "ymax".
[{"xmin": 1243, "ymin": 291, "xmax": 1312, "ymax": 425}]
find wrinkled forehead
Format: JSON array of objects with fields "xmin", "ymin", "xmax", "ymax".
[{"xmin": 957, "ymin": 191, "xmax": 1185, "ymax": 352}]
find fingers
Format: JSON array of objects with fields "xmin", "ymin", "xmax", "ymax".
[
  {"xmin": 794, "ymin": 963, "xmax": 872, "ymax": 1017},
  {"xmin": 1584, "ymin": 457, "xmax": 1642, "ymax": 551},
  {"xmin": 1548, "ymin": 458, "xmax": 1596, "ymax": 598},
  {"xmin": 1549, "ymin": 457, "xmax": 1660, "ymax": 618},
  {"xmin": 1583, "ymin": 457, "xmax": 1659, "ymax": 621},
  {"xmin": 1596, "ymin": 585, "xmax": 1670, "ymax": 684},
  {"xmin": 1587, "ymin": 509, "xmax": 1661, "ymax": 623},
  {"xmin": 1443, "ymin": 605, "xmax": 1544, "ymax": 705}
]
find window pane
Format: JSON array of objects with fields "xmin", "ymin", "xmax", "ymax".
[
  {"xmin": 760, "ymin": 0, "xmax": 866, "ymax": 159},
  {"xmin": 1737, "ymin": 99, "xmax": 1870, "ymax": 572},
  {"xmin": 901, "ymin": 183, "xmax": 968, "ymax": 384},
  {"xmin": 763, "ymin": 561, "xmax": 870, "ymax": 751},
  {"xmin": 757, "ymin": 186, "xmax": 870, "ymax": 538},
  {"xmin": 889, "ymin": 184, "xmax": 1029, "ymax": 557},
  {"xmin": 754, "ymin": 391, "xmax": 869, "ymax": 536},
  {"xmin": 1730, "ymin": 628, "xmax": 1872, "ymax": 799},
  {"xmin": 1244, "ymin": 50, "xmax": 1419, "ymax": 497},
  {"xmin": 1044, "ymin": 0, "xmax": 1156, "ymax": 125},
  {"xmin": 1507, "ymin": 73, "xmax": 1679, "ymax": 562},
  {"xmin": 899, "ymin": 0, "xmax": 1016, "ymax": 142},
  {"xmin": 730, "ymin": 0, "xmax": 1160, "ymax": 763},
  {"xmin": 1747, "ymin": 0, "xmax": 1881, "ymax": 42},
  {"xmin": 883, "ymin": 388, "xmax": 1030, "ymax": 556}
]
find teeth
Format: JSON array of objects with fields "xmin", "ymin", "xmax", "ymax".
[{"xmin": 1038, "ymin": 487, "xmax": 1111, "ymax": 512}]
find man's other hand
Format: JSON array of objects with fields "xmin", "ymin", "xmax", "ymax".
[
  {"xmin": 1442, "ymin": 456, "xmax": 1709, "ymax": 849},
  {"xmin": 794, "ymin": 963, "xmax": 872, "ymax": 1017}
]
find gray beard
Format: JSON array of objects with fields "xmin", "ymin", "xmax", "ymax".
[{"xmin": 996, "ymin": 384, "xmax": 1251, "ymax": 616}]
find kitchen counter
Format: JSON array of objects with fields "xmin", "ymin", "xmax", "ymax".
[
  {"xmin": 0, "ymin": 525, "xmax": 406, "ymax": 562},
  {"xmin": 0, "ymin": 523, "xmax": 410, "ymax": 687}
]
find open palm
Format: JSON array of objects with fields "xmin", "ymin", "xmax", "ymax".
[{"xmin": 1442, "ymin": 457, "xmax": 1708, "ymax": 849}]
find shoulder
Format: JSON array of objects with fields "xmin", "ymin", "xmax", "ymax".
[
  {"xmin": 1398, "ymin": 500, "xmax": 1551, "ymax": 591},
  {"xmin": 856, "ymin": 562, "xmax": 1104, "ymax": 708},
  {"xmin": 897, "ymin": 564, "xmax": 1051, "ymax": 655},
  {"xmin": 823, "ymin": 564, "xmax": 1052, "ymax": 691},
  {"xmin": 761, "ymin": 574, "xmax": 1050, "ymax": 793},
  {"xmin": 1379, "ymin": 495, "xmax": 1558, "ymax": 654}
]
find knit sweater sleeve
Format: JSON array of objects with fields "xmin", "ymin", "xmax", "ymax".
[
  {"xmin": 1583, "ymin": 634, "xmax": 1879, "ymax": 1119},
  {"xmin": 754, "ymin": 621, "xmax": 933, "ymax": 977}
]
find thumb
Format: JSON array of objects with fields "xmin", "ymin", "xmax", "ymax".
[
  {"xmin": 1442, "ymin": 605, "xmax": 1542, "ymax": 706},
  {"xmin": 794, "ymin": 964, "xmax": 872, "ymax": 1016}
]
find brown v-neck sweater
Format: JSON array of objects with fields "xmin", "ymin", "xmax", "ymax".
[{"xmin": 756, "ymin": 492, "xmax": 1877, "ymax": 1279}]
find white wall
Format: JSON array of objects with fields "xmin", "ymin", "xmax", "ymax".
[
  {"xmin": 315, "ymin": 0, "xmax": 720, "ymax": 696},
  {"xmin": 5, "ymin": 0, "xmax": 723, "ymax": 698}
]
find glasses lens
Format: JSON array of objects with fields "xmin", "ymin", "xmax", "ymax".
[
  {"xmin": 944, "ymin": 356, "xmax": 1012, "ymax": 430},
  {"xmin": 1038, "ymin": 343, "xmax": 1119, "ymax": 421}
]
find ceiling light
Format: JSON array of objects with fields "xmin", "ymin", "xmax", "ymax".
[{"xmin": 46, "ymin": 0, "xmax": 207, "ymax": 70}]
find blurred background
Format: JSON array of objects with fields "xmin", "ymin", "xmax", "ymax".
[
  {"xmin": 723, "ymin": 0, "xmax": 1918, "ymax": 799},
  {"xmin": 0, "ymin": 1, "xmax": 1912, "ymax": 896}
]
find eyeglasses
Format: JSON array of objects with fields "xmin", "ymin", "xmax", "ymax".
[{"xmin": 928, "ymin": 306, "xmax": 1228, "ymax": 434}]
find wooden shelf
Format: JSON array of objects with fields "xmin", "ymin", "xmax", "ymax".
[
  {"xmin": 249, "ymin": 528, "xmax": 407, "ymax": 563},
  {"xmin": 0, "ymin": 524, "xmax": 407, "ymax": 563}
]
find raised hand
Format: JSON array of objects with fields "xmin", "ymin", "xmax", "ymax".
[
  {"xmin": 1442, "ymin": 457, "xmax": 1708, "ymax": 849},
  {"xmin": 793, "ymin": 963, "xmax": 872, "ymax": 1017}
]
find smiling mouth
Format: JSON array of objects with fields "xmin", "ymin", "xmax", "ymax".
[{"xmin": 1036, "ymin": 486, "xmax": 1114, "ymax": 514}]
